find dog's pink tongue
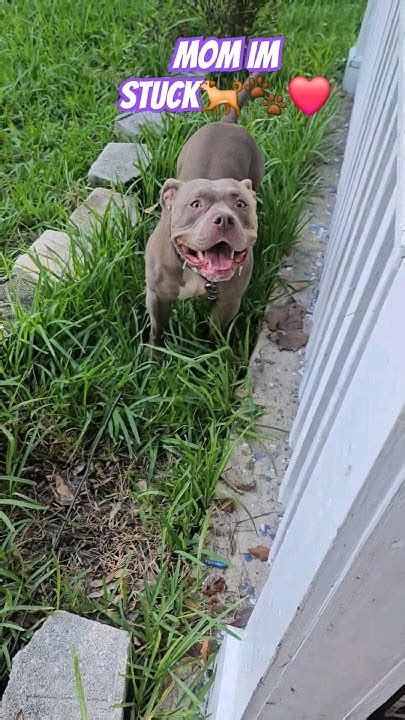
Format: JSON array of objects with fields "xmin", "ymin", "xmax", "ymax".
[{"xmin": 205, "ymin": 244, "xmax": 232, "ymax": 271}]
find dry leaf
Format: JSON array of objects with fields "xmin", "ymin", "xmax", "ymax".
[
  {"xmin": 200, "ymin": 638, "xmax": 210, "ymax": 663},
  {"xmin": 266, "ymin": 298, "xmax": 305, "ymax": 331},
  {"xmin": 73, "ymin": 462, "xmax": 86, "ymax": 475},
  {"xmin": 188, "ymin": 643, "xmax": 203, "ymax": 658},
  {"xmin": 230, "ymin": 605, "xmax": 253, "ymax": 628},
  {"xmin": 286, "ymin": 280, "xmax": 309, "ymax": 292},
  {"xmin": 89, "ymin": 577, "xmax": 105, "ymax": 589},
  {"xmin": 39, "ymin": 417, "xmax": 52, "ymax": 429},
  {"xmin": 88, "ymin": 581, "xmax": 117, "ymax": 599},
  {"xmin": 266, "ymin": 299, "xmax": 308, "ymax": 352},
  {"xmin": 266, "ymin": 305, "xmax": 290, "ymax": 331},
  {"xmin": 179, "ymin": 654, "xmax": 195, "ymax": 665},
  {"xmin": 54, "ymin": 474, "xmax": 74, "ymax": 506},
  {"xmin": 208, "ymin": 600, "xmax": 225, "ymax": 614},
  {"xmin": 15, "ymin": 612, "xmax": 38, "ymax": 629},
  {"xmin": 234, "ymin": 479, "xmax": 257, "ymax": 493},
  {"xmin": 277, "ymin": 329, "xmax": 309, "ymax": 351},
  {"xmin": 89, "ymin": 568, "xmax": 125, "ymax": 589},
  {"xmin": 184, "ymin": 598, "xmax": 199, "ymax": 609},
  {"xmin": 234, "ymin": 386, "xmax": 249, "ymax": 400},
  {"xmin": 215, "ymin": 498, "xmax": 236, "ymax": 513},
  {"xmin": 281, "ymin": 318, "xmax": 303, "ymax": 330},
  {"xmin": 247, "ymin": 545, "xmax": 270, "ymax": 562},
  {"xmin": 200, "ymin": 638, "xmax": 215, "ymax": 662},
  {"xmin": 203, "ymin": 576, "xmax": 226, "ymax": 596},
  {"xmin": 105, "ymin": 568, "xmax": 126, "ymax": 584}
]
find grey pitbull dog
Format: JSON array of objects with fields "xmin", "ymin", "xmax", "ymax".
[{"xmin": 145, "ymin": 76, "xmax": 265, "ymax": 350}]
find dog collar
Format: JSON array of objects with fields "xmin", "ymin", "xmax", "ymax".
[{"xmin": 172, "ymin": 241, "xmax": 219, "ymax": 301}]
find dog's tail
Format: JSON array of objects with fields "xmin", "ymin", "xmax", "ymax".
[
  {"xmin": 232, "ymin": 80, "xmax": 243, "ymax": 92},
  {"xmin": 221, "ymin": 72, "xmax": 262, "ymax": 124}
]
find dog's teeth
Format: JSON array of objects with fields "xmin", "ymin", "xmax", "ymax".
[
  {"xmin": 230, "ymin": 250, "xmax": 235, "ymax": 259},
  {"xmin": 182, "ymin": 261, "xmax": 187, "ymax": 270},
  {"xmin": 197, "ymin": 251, "xmax": 204, "ymax": 260},
  {"xmin": 239, "ymin": 265, "xmax": 244, "ymax": 276}
]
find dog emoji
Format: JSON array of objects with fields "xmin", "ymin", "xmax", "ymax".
[{"xmin": 200, "ymin": 79, "xmax": 243, "ymax": 117}]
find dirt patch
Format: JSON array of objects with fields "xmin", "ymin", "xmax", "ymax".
[{"xmin": 10, "ymin": 449, "xmax": 165, "ymax": 611}]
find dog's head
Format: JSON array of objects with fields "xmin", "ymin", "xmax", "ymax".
[
  {"xmin": 160, "ymin": 177, "xmax": 258, "ymax": 282},
  {"xmin": 200, "ymin": 79, "xmax": 216, "ymax": 92}
]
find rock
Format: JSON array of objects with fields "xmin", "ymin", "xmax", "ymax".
[
  {"xmin": 0, "ymin": 276, "xmax": 35, "ymax": 318},
  {"xmin": 115, "ymin": 111, "xmax": 164, "ymax": 141},
  {"xmin": 69, "ymin": 187, "xmax": 137, "ymax": 235},
  {"xmin": 13, "ymin": 230, "xmax": 72, "ymax": 282},
  {"xmin": 2, "ymin": 611, "xmax": 130, "ymax": 720},
  {"xmin": 87, "ymin": 142, "xmax": 150, "ymax": 187}
]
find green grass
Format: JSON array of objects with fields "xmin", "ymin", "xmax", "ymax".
[{"xmin": 1, "ymin": 0, "xmax": 365, "ymax": 716}]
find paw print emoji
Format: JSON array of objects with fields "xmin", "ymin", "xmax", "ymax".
[
  {"xmin": 263, "ymin": 94, "xmax": 287, "ymax": 116},
  {"xmin": 244, "ymin": 75, "xmax": 269, "ymax": 99}
]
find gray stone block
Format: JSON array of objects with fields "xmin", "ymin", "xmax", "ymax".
[
  {"xmin": 13, "ymin": 230, "xmax": 72, "ymax": 282},
  {"xmin": 87, "ymin": 142, "xmax": 150, "ymax": 187},
  {"xmin": 69, "ymin": 187, "xmax": 137, "ymax": 234},
  {"xmin": 0, "ymin": 275, "xmax": 35, "ymax": 320},
  {"xmin": 115, "ymin": 111, "xmax": 164, "ymax": 141},
  {"xmin": 2, "ymin": 611, "xmax": 130, "ymax": 720}
]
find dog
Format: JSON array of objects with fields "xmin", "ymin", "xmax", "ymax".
[
  {"xmin": 145, "ymin": 73, "xmax": 264, "ymax": 353},
  {"xmin": 200, "ymin": 79, "xmax": 243, "ymax": 117}
]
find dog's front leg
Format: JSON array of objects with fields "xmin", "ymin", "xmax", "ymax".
[
  {"xmin": 146, "ymin": 287, "xmax": 173, "ymax": 354},
  {"xmin": 210, "ymin": 295, "xmax": 242, "ymax": 337}
]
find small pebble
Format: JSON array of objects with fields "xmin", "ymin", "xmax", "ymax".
[
  {"xmin": 309, "ymin": 223, "xmax": 328, "ymax": 238},
  {"xmin": 260, "ymin": 524, "xmax": 276, "ymax": 540},
  {"xmin": 252, "ymin": 451, "xmax": 265, "ymax": 463}
]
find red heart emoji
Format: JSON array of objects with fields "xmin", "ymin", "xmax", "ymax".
[{"xmin": 289, "ymin": 76, "xmax": 331, "ymax": 116}]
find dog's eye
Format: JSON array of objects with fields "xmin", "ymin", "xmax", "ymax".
[
  {"xmin": 236, "ymin": 199, "xmax": 247, "ymax": 209},
  {"xmin": 190, "ymin": 200, "xmax": 202, "ymax": 209}
]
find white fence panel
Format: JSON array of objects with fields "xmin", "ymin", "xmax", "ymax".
[
  {"xmin": 208, "ymin": 2, "xmax": 405, "ymax": 718},
  {"xmin": 279, "ymin": 0, "xmax": 402, "ymax": 508}
]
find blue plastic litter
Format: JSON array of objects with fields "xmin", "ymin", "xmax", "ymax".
[{"xmin": 204, "ymin": 558, "xmax": 228, "ymax": 569}]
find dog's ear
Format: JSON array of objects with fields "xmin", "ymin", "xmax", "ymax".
[
  {"xmin": 241, "ymin": 178, "xmax": 256, "ymax": 198},
  {"xmin": 209, "ymin": 80, "xmax": 215, "ymax": 87},
  {"xmin": 160, "ymin": 179, "xmax": 182, "ymax": 210}
]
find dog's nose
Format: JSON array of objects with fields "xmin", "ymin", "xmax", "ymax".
[{"xmin": 212, "ymin": 214, "xmax": 235, "ymax": 228}]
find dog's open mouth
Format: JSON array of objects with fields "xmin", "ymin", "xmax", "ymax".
[{"xmin": 176, "ymin": 240, "xmax": 248, "ymax": 277}]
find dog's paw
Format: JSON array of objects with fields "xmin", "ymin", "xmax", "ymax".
[
  {"xmin": 244, "ymin": 75, "xmax": 269, "ymax": 99},
  {"xmin": 262, "ymin": 94, "xmax": 287, "ymax": 116}
]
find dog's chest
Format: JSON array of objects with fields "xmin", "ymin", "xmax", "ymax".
[{"xmin": 178, "ymin": 268, "xmax": 209, "ymax": 300}]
